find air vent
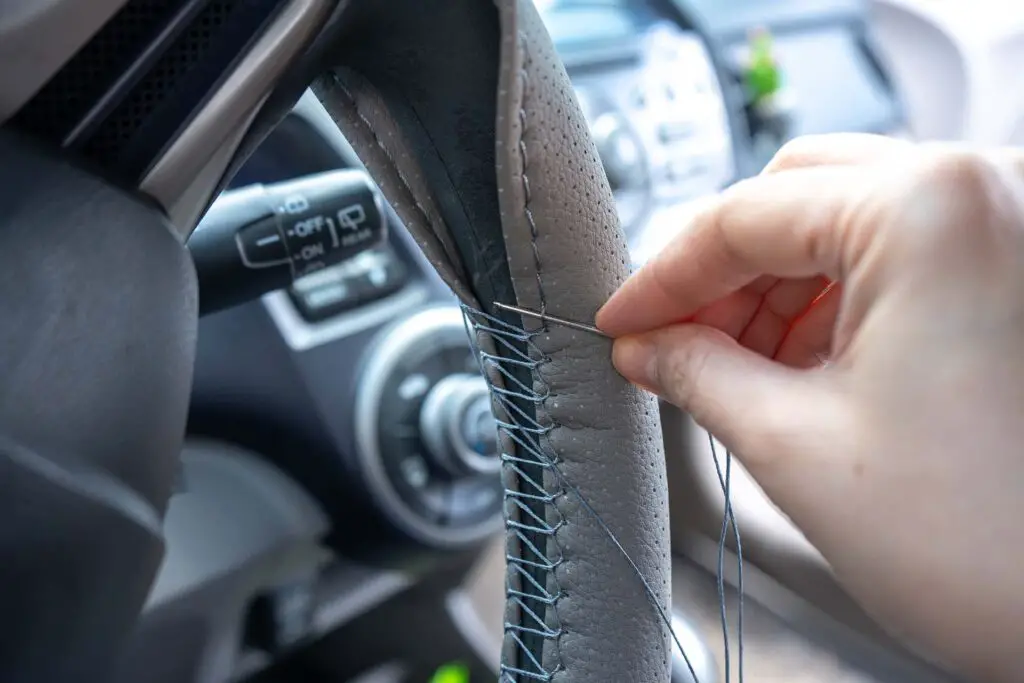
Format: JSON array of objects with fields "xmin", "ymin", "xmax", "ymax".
[
  {"xmin": 13, "ymin": 0, "xmax": 286, "ymax": 183},
  {"xmin": 13, "ymin": 0, "xmax": 183, "ymax": 143},
  {"xmin": 83, "ymin": 1, "xmax": 239, "ymax": 166}
]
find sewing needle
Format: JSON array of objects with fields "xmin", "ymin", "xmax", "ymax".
[{"xmin": 493, "ymin": 302, "xmax": 611, "ymax": 338}]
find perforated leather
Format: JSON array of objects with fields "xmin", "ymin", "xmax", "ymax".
[{"xmin": 315, "ymin": 1, "xmax": 671, "ymax": 680}]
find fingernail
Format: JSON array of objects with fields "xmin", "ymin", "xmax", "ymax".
[
  {"xmin": 595, "ymin": 275, "xmax": 636, "ymax": 332},
  {"xmin": 612, "ymin": 336, "xmax": 659, "ymax": 390},
  {"xmin": 594, "ymin": 297, "xmax": 618, "ymax": 330}
]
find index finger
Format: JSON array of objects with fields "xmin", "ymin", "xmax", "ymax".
[{"xmin": 596, "ymin": 165, "xmax": 875, "ymax": 337}]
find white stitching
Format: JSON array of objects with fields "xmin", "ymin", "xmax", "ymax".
[{"xmin": 327, "ymin": 72, "xmax": 463, "ymax": 272}]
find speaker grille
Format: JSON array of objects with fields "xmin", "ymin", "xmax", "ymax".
[
  {"xmin": 83, "ymin": 1, "xmax": 236, "ymax": 158},
  {"xmin": 13, "ymin": 0, "xmax": 182, "ymax": 142},
  {"xmin": 13, "ymin": 0, "xmax": 285, "ymax": 182}
]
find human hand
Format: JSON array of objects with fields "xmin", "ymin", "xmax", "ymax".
[{"xmin": 597, "ymin": 134, "xmax": 1024, "ymax": 682}]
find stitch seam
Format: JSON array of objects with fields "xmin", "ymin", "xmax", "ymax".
[
  {"xmin": 328, "ymin": 73, "xmax": 453, "ymax": 266},
  {"xmin": 517, "ymin": 47, "xmax": 547, "ymax": 318},
  {"xmin": 491, "ymin": 30, "xmax": 568, "ymax": 683},
  {"xmin": 462, "ymin": 305, "xmax": 567, "ymax": 683},
  {"xmin": 516, "ymin": 31, "xmax": 562, "ymax": 680}
]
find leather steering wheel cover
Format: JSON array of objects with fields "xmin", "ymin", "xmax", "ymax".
[{"xmin": 314, "ymin": 2, "xmax": 672, "ymax": 680}]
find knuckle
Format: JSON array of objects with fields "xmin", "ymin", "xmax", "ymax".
[
  {"xmin": 919, "ymin": 149, "xmax": 999, "ymax": 195},
  {"xmin": 647, "ymin": 249, "xmax": 680, "ymax": 303},
  {"xmin": 705, "ymin": 191, "xmax": 753, "ymax": 273},
  {"xmin": 656, "ymin": 329, "xmax": 715, "ymax": 416},
  {"xmin": 767, "ymin": 135, "xmax": 830, "ymax": 172},
  {"xmin": 902, "ymin": 150, "xmax": 1008, "ymax": 242},
  {"xmin": 655, "ymin": 340, "xmax": 693, "ymax": 408}
]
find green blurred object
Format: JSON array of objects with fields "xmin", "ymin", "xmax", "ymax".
[
  {"xmin": 744, "ymin": 27, "xmax": 782, "ymax": 104},
  {"xmin": 428, "ymin": 662, "xmax": 470, "ymax": 683}
]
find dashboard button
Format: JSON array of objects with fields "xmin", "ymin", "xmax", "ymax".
[
  {"xmin": 353, "ymin": 253, "xmax": 407, "ymax": 301},
  {"xmin": 287, "ymin": 249, "xmax": 408, "ymax": 321},
  {"xmin": 448, "ymin": 478, "xmax": 503, "ymax": 525},
  {"xmin": 304, "ymin": 281, "xmax": 352, "ymax": 309},
  {"xmin": 289, "ymin": 278, "xmax": 360, "ymax": 321},
  {"xmin": 399, "ymin": 454, "xmax": 430, "ymax": 489},
  {"xmin": 657, "ymin": 120, "xmax": 695, "ymax": 143}
]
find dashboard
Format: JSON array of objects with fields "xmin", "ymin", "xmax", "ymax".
[{"xmin": 121, "ymin": 2, "xmax": 906, "ymax": 682}]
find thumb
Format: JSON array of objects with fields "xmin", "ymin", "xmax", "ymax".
[{"xmin": 612, "ymin": 324, "xmax": 833, "ymax": 467}]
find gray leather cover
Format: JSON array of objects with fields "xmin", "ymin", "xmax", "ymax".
[{"xmin": 314, "ymin": 1, "xmax": 671, "ymax": 680}]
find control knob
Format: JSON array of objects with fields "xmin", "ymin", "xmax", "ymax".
[{"xmin": 419, "ymin": 374, "xmax": 501, "ymax": 477}]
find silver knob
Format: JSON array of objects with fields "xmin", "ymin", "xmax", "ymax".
[
  {"xmin": 419, "ymin": 374, "xmax": 501, "ymax": 476},
  {"xmin": 592, "ymin": 112, "xmax": 644, "ymax": 191}
]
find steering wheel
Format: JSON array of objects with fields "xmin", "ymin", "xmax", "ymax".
[{"xmin": 0, "ymin": 1, "xmax": 671, "ymax": 681}]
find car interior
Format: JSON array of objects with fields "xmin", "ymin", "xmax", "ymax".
[{"xmin": 0, "ymin": 0, "xmax": 1014, "ymax": 682}]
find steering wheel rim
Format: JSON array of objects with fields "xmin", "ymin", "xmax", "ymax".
[{"xmin": 311, "ymin": 3, "xmax": 673, "ymax": 680}]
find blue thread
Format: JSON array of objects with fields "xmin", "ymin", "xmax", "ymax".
[{"xmin": 462, "ymin": 304, "xmax": 706, "ymax": 683}]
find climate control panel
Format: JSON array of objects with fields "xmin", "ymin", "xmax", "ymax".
[{"xmin": 573, "ymin": 22, "xmax": 735, "ymax": 236}]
